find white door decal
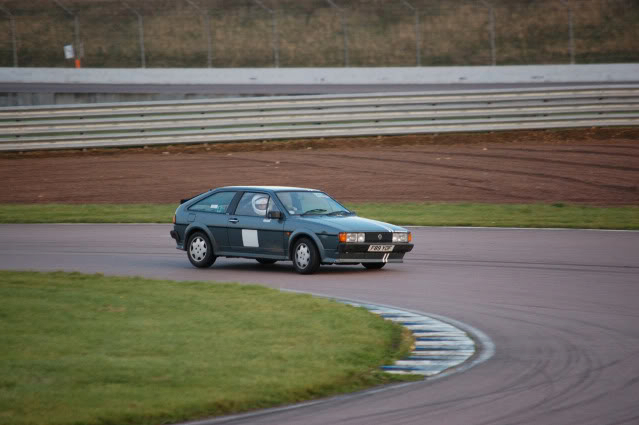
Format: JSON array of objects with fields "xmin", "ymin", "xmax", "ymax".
[{"xmin": 242, "ymin": 229, "xmax": 259, "ymax": 247}]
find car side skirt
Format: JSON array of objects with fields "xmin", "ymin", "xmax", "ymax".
[{"xmin": 215, "ymin": 251, "xmax": 290, "ymax": 261}]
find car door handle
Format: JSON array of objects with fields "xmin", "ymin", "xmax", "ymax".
[{"xmin": 229, "ymin": 218, "xmax": 239, "ymax": 224}]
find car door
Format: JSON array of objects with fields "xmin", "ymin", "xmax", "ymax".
[
  {"xmin": 187, "ymin": 191, "xmax": 238, "ymax": 253},
  {"xmin": 227, "ymin": 192, "xmax": 286, "ymax": 256}
]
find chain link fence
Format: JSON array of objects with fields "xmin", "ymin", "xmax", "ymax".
[{"xmin": 0, "ymin": 0, "xmax": 637, "ymax": 68}]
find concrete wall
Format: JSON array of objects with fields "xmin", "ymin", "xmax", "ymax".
[
  {"xmin": 2, "ymin": 64, "xmax": 639, "ymax": 85},
  {"xmin": 2, "ymin": 64, "xmax": 637, "ymax": 106}
]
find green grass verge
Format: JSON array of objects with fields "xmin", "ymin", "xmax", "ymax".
[
  {"xmin": 0, "ymin": 204, "xmax": 174, "ymax": 224},
  {"xmin": 0, "ymin": 271, "xmax": 415, "ymax": 425},
  {"xmin": 348, "ymin": 202, "xmax": 639, "ymax": 230},
  {"xmin": 0, "ymin": 203, "xmax": 638, "ymax": 229}
]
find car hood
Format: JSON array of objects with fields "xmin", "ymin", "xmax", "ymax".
[{"xmin": 297, "ymin": 215, "xmax": 406, "ymax": 233}]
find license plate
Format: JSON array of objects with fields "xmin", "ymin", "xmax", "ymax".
[{"xmin": 368, "ymin": 245, "xmax": 394, "ymax": 252}]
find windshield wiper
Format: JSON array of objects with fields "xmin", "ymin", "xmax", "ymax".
[
  {"xmin": 327, "ymin": 210, "xmax": 352, "ymax": 216},
  {"xmin": 301, "ymin": 208, "xmax": 327, "ymax": 216}
]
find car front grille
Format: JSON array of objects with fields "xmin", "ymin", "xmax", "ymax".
[{"xmin": 364, "ymin": 232, "xmax": 392, "ymax": 243}]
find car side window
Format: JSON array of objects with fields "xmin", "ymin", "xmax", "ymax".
[
  {"xmin": 189, "ymin": 191, "xmax": 236, "ymax": 214},
  {"xmin": 234, "ymin": 192, "xmax": 271, "ymax": 217}
]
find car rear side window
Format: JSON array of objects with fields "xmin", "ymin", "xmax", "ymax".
[{"xmin": 189, "ymin": 191, "xmax": 236, "ymax": 214}]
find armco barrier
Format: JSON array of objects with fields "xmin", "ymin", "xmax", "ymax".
[{"xmin": 1, "ymin": 85, "xmax": 638, "ymax": 152}]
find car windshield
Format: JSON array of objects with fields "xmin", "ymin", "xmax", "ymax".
[{"xmin": 276, "ymin": 191, "xmax": 352, "ymax": 216}]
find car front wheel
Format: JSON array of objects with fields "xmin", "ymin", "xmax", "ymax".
[
  {"xmin": 363, "ymin": 262, "xmax": 385, "ymax": 270},
  {"xmin": 187, "ymin": 232, "xmax": 216, "ymax": 268},
  {"xmin": 292, "ymin": 238, "xmax": 320, "ymax": 274}
]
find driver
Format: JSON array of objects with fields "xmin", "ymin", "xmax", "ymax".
[{"xmin": 251, "ymin": 194, "xmax": 269, "ymax": 216}]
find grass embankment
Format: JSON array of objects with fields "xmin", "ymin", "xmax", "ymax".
[
  {"xmin": 5, "ymin": 0, "xmax": 638, "ymax": 68},
  {"xmin": 0, "ymin": 271, "xmax": 415, "ymax": 425},
  {"xmin": 0, "ymin": 203, "xmax": 637, "ymax": 229}
]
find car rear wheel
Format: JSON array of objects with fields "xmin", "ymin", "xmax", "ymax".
[
  {"xmin": 256, "ymin": 258, "xmax": 277, "ymax": 265},
  {"xmin": 187, "ymin": 232, "xmax": 216, "ymax": 268},
  {"xmin": 293, "ymin": 238, "xmax": 320, "ymax": 274},
  {"xmin": 363, "ymin": 262, "xmax": 385, "ymax": 270}
]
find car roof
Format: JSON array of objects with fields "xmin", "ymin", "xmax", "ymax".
[{"xmin": 216, "ymin": 186, "xmax": 320, "ymax": 192}]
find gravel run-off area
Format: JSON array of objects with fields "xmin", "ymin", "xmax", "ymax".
[{"xmin": 1, "ymin": 127, "xmax": 638, "ymax": 206}]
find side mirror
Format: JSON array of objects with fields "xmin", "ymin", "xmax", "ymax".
[{"xmin": 267, "ymin": 210, "xmax": 283, "ymax": 220}]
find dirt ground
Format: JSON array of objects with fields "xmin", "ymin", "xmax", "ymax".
[{"xmin": 1, "ymin": 127, "xmax": 638, "ymax": 206}]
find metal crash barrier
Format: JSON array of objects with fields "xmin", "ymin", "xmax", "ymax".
[{"xmin": 1, "ymin": 85, "xmax": 638, "ymax": 152}]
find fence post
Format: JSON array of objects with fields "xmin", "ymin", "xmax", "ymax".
[
  {"xmin": 253, "ymin": 0, "xmax": 279, "ymax": 68},
  {"xmin": 325, "ymin": 0, "xmax": 349, "ymax": 67},
  {"xmin": 400, "ymin": 0, "xmax": 420, "ymax": 66},
  {"xmin": 479, "ymin": 0, "xmax": 496, "ymax": 66},
  {"xmin": 52, "ymin": 0, "xmax": 82, "ymax": 66},
  {"xmin": 121, "ymin": 1, "xmax": 145, "ymax": 68},
  {"xmin": 0, "ymin": 4, "xmax": 17, "ymax": 67},
  {"xmin": 559, "ymin": 0, "xmax": 575, "ymax": 64},
  {"xmin": 186, "ymin": 0, "xmax": 212, "ymax": 68}
]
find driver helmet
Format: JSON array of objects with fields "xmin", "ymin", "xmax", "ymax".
[{"xmin": 252, "ymin": 194, "xmax": 269, "ymax": 216}]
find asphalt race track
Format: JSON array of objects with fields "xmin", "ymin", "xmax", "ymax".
[{"xmin": 1, "ymin": 224, "xmax": 638, "ymax": 425}]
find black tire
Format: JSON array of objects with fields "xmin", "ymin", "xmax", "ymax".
[
  {"xmin": 292, "ymin": 237, "xmax": 321, "ymax": 274},
  {"xmin": 363, "ymin": 262, "xmax": 386, "ymax": 270},
  {"xmin": 187, "ymin": 232, "xmax": 216, "ymax": 268},
  {"xmin": 256, "ymin": 258, "xmax": 277, "ymax": 265}
]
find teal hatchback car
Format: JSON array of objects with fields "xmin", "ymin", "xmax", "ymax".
[{"xmin": 170, "ymin": 186, "xmax": 413, "ymax": 274}]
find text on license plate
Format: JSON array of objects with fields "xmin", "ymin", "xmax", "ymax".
[{"xmin": 368, "ymin": 245, "xmax": 394, "ymax": 252}]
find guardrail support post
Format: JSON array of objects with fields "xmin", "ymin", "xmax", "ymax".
[
  {"xmin": 559, "ymin": 0, "xmax": 575, "ymax": 64},
  {"xmin": 400, "ymin": 0, "xmax": 420, "ymax": 66},
  {"xmin": 52, "ymin": 0, "xmax": 82, "ymax": 66},
  {"xmin": 0, "ymin": 4, "xmax": 18, "ymax": 67},
  {"xmin": 479, "ymin": 0, "xmax": 496, "ymax": 66},
  {"xmin": 326, "ymin": 0, "xmax": 349, "ymax": 67},
  {"xmin": 186, "ymin": 0, "xmax": 212, "ymax": 68},
  {"xmin": 121, "ymin": 1, "xmax": 145, "ymax": 68},
  {"xmin": 253, "ymin": 0, "xmax": 279, "ymax": 68}
]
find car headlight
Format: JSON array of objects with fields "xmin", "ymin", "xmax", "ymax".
[
  {"xmin": 339, "ymin": 232, "xmax": 365, "ymax": 243},
  {"xmin": 392, "ymin": 232, "xmax": 411, "ymax": 243}
]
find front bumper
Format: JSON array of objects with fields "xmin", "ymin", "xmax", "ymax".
[{"xmin": 328, "ymin": 243, "xmax": 414, "ymax": 264}]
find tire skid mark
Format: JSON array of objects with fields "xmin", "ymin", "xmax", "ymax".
[
  {"xmin": 405, "ymin": 255, "xmax": 639, "ymax": 270},
  {"xmin": 394, "ymin": 150, "xmax": 639, "ymax": 172},
  {"xmin": 211, "ymin": 155, "xmax": 420, "ymax": 181},
  {"xmin": 404, "ymin": 257, "xmax": 639, "ymax": 275},
  {"xmin": 244, "ymin": 155, "xmax": 494, "ymax": 187},
  {"xmin": 504, "ymin": 341, "xmax": 636, "ymax": 423},
  {"xmin": 464, "ymin": 311, "xmax": 612, "ymax": 425},
  {"xmin": 341, "ymin": 348, "xmax": 554, "ymax": 425},
  {"xmin": 587, "ymin": 144, "xmax": 639, "ymax": 151},
  {"xmin": 444, "ymin": 181, "xmax": 541, "ymax": 202},
  {"xmin": 278, "ymin": 154, "xmax": 496, "ymax": 190},
  {"xmin": 311, "ymin": 152, "xmax": 639, "ymax": 193}
]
